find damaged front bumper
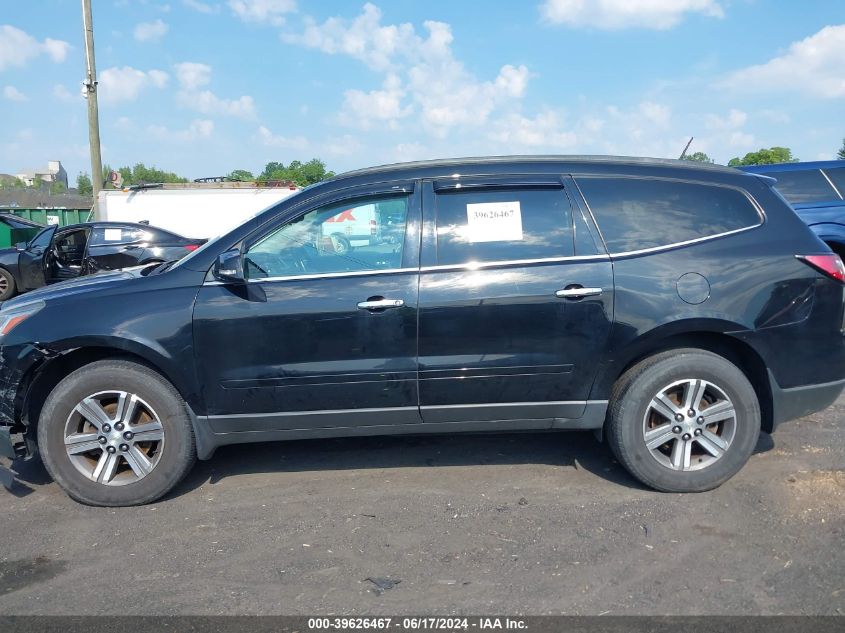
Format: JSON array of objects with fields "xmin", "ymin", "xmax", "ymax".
[
  {"xmin": 0, "ymin": 425, "xmax": 24, "ymax": 489},
  {"xmin": 0, "ymin": 343, "xmax": 52, "ymax": 490}
]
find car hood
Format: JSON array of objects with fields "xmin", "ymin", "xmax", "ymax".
[{"xmin": 0, "ymin": 267, "xmax": 146, "ymax": 310}]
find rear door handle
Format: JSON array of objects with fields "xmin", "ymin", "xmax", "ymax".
[
  {"xmin": 555, "ymin": 287, "xmax": 603, "ymax": 299},
  {"xmin": 357, "ymin": 298, "xmax": 405, "ymax": 310}
]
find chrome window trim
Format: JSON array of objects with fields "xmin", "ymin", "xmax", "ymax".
[
  {"xmin": 419, "ymin": 253, "xmax": 610, "ymax": 273},
  {"xmin": 203, "ymin": 266, "xmax": 418, "ymax": 285},
  {"xmin": 571, "ymin": 173, "xmax": 766, "ymax": 259}
]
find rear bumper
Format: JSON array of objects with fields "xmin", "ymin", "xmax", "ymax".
[{"xmin": 769, "ymin": 370, "xmax": 845, "ymax": 428}]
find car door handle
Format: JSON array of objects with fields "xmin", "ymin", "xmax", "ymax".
[
  {"xmin": 555, "ymin": 287, "xmax": 603, "ymax": 299},
  {"xmin": 357, "ymin": 298, "xmax": 405, "ymax": 310}
]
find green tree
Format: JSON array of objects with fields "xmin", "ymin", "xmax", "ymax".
[
  {"xmin": 837, "ymin": 138, "xmax": 845, "ymax": 160},
  {"xmin": 76, "ymin": 173, "xmax": 93, "ymax": 195},
  {"xmin": 227, "ymin": 169, "xmax": 254, "ymax": 181},
  {"xmin": 728, "ymin": 147, "xmax": 798, "ymax": 166},
  {"xmin": 49, "ymin": 180, "xmax": 67, "ymax": 194},
  {"xmin": 258, "ymin": 158, "xmax": 335, "ymax": 187},
  {"xmin": 101, "ymin": 163, "xmax": 189, "ymax": 187},
  {"xmin": 681, "ymin": 152, "xmax": 713, "ymax": 163}
]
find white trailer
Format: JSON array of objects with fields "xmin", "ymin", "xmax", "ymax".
[{"xmin": 97, "ymin": 182, "xmax": 300, "ymax": 239}]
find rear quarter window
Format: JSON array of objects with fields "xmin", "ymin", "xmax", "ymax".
[
  {"xmin": 821, "ymin": 168, "xmax": 845, "ymax": 199},
  {"xmin": 576, "ymin": 177, "xmax": 761, "ymax": 254},
  {"xmin": 770, "ymin": 169, "xmax": 838, "ymax": 205}
]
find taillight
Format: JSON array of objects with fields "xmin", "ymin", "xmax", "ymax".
[
  {"xmin": 797, "ymin": 254, "xmax": 845, "ymax": 282},
  {"xmin": 184, "ymin": 244, "xmax": 201, "ymax": 252}
]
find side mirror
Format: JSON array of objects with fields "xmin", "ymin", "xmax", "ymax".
[{"xmin": 213, "ymin": 248, "xmax": 246, "ymax": 283}]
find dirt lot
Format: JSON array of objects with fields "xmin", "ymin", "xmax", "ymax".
[{"xmin": 1, "ymin": 396, "xmax": 843, "ymax": 616}]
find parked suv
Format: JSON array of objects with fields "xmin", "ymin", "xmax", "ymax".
[
  {"xmin": 740, "ymin": 161, "xmax": 845, "ymax": 258},
  {"xmin": 1, "ymin": 156, "xmax": 843, "ymax": 506}
]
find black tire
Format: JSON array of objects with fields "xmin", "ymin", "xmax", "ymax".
[
  {"xmin": 606, "ymin": 349, "xmax": 760, "ymax": 492},
  {"xmin": 37, "ymin": 359, "xmax": 196, "ymax": 506},
  {"xmin": 0, "ymin": 267, "xmax": 17, "ymax": 301}
]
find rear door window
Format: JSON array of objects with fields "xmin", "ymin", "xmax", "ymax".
[
  {"xmin": 434, "ymin": 187, "xmax": 574, "ymax": 265},
  {"xmin": 576, "ymin": 177, "xmax": 761, "ymax": 254},
  {"xmin": 770, "ymin": 170, "xmax": 838, "ymax": 205}
]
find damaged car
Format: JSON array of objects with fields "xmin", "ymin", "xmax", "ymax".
[{"xmin": 0, "ymin": 155, "xmax": 843, "ymax": 505}]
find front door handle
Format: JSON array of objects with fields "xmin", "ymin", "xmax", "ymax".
[
  {"xmin": 555, "ymin": 287, "xmax": 603, "ymax": 299},
  {"xmin": 357, "ymin": 298, "xmax": 405, "ymax": 310}
]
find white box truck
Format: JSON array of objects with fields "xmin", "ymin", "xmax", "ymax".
[{"xmin": 97, "ymin": 182, "xmax": 300, "ymax": 240}]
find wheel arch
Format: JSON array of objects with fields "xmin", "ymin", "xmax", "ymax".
[
  {"xmin": 595, "ymin": 330, "xmax": 774, "ymax": 433},
  {"xmin": 17, "ymin": 342, "xmax": 197, "ymax": 437}
]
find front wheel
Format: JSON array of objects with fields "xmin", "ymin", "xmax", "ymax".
[
  {"xmin": 37, "ymin": 359, "xmax": 196, "ymax": 506},
  {"xmin": 606, "ymin": 349, "xmax": 761, "ymax": 492},
  {"xmin": 0, "ymin": 267, "xmax": 17, "ymax": 301}
]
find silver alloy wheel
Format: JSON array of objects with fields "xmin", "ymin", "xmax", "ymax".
[
  {"xmin": 63, "ymin": 390, "xmax": 165, "ymax": 486},
  {"xmin": 0, "ymin": 274, "xmax": 8, "ymax": 293},
  {"xmin": 642, "ymin": 378, "xmax": 736, "ymax": 472}
]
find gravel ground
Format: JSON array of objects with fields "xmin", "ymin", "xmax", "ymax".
[{"xmin": 0, "ymin": 397, "xmax": 843, "ymax": 615}]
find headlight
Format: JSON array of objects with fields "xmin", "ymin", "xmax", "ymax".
[{"xmin": 0, "ymin": 301, "xmax": 45, "ymax": 337}]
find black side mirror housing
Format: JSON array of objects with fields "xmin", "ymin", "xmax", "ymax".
[{"xmin": 213, "ymin": 248, "xmax": 246, "ymax": 283}]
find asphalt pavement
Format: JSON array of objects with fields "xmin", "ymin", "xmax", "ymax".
[{"xmin": 1, "ymin": 396, "xmax": 843, "ymax": 615}]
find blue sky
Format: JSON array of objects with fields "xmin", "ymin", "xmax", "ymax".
[{"xmin": 1, "ymin": 0, "xmax": 843, "ymax": 183}]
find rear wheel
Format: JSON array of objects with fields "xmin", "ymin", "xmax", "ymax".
[
  {"xmin": 0, "ymin": 267, "xmax": 17, "ymax": 301},
  {"xmin": 37, "ymin": 359, "xmax": 196, "ymax": 506},
  {"xmin": 606, "ymin": 349, "xmax": 760, "ymax": 492}
]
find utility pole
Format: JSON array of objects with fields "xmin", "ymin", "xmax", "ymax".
[{"xmin": 82, "ymin": 0, "xmax": 103, "ymax": 220}]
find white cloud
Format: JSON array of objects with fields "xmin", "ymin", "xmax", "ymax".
[
  {"xmin": 489, "ymin": 111, "xmax": 577, "ymax": 149},
  {"xmin": 638, "ymin": 101, "xmax": 672, "ymax": 128},
  {"xmin": 228, "ymin": 0, "xmax": 296, "ymax": 26},
  {"xmin": 183, "ymin": 0, "xmax": 220, "ymax": 13},
  {"xmin": 3, "ymin": 85, "xmax": 28, "ymax": 102},
  {"xmin": 721, "ymin": 25, "xmax": 845, "ymax": 99},
  {"xmin": 540, "ymin": 0, "xmax": 724, "ymax": 30},
  {"xmin": 181, "ymin": 91, "xmax": 256, "ymax": 118},
  {"xmin": 53, "ymin": 84, "xmax": 75, "ymax": 102},
  {"xmin": 174, "ymin": 61, "xmax": 212, "ymax": 90},
  {"xmin": 173, "ymin": 62, "xmax": 255, "ymax": 118},
  {"xmin": 0, "ymin": 25, "xmax": 71, "ymax": 71},
  {"xmin": 324, "ymin": 135, "xmax": 361, "ymax": 156},
  {"xmin": 341, "ymin": 74, "xmax": 411, "ymax": 129},
  {"xmin": 256, "ymin": 126, "xmax": 309, "ymax": 149},
  {"xmin": 134, "ymin": 19, "xmax": 169, "ymax": 42},
  {"xmin": 705, "ymin": 108, "xmax": 747, "ymax": 130},
  {"xmin": 284, "ymin": 5, "xmax": 532, "ymax": 136},
  {"xmin": 284, "ymin": 3, "xmax": 413, "ymax": 71},
  {"xmin": 148, "ymin": 118, "xmax": 215, "ymax": 142},
  {"xmin": 98, "ymin": 66, "xmax": 169, "ymax": 103}
]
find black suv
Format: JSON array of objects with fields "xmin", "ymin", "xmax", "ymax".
[{"xmin": 1, "ymin": 156, "xmax": 843, "ymax": 506}]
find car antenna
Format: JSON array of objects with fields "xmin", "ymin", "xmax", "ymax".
[{"xmin": 679, "ymin": 137, "xmax": 694, "ymax": 160}]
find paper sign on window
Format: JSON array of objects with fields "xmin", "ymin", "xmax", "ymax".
[
  {"xmin": 465, "ymin": 201, "xmax": 523, "ymax": 243},
  {"xmin": 104, "ymin": 228, "xmax": 122, "ymax": 241}
]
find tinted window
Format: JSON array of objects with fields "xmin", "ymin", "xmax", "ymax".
[
  {"xmin": 245, "ymin": 194, "xmax": 409, "ymax": 278},
  {"xmin": 577, "ymin": 177, "xmax": 761, "ymax": 253},
  {"xmin": 28, "ymin": 227, "xmax": 54, "ymax": 250},
  {"xmin": 91, "ymin": 226, "xmax": 148, "ymax": 245},
  {"xmin": 435, "ymin": 188, "xmax": 573, "ymax": 265},
  {"xmin": 821, "ymin": 168, "xmax": 845, "ymax": 199},
  {"xmin": 771, "ymin": 170, "xmax": 837, "ymax": 204}
]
